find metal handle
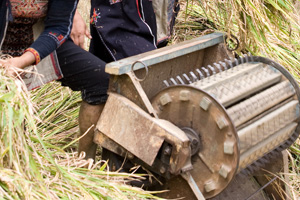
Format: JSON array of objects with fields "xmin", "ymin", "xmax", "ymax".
[{"xmin": 130, "ymin": 60, "xmax": 148, "ymax": 82}]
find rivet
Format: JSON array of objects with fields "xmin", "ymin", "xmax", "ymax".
[
  {"xmin": 163, "ymin": 146, "xmax": 172, "ymax": 156},
  {"xmin": 200, "ymin": 97, "xmax": 211, "ymax": 111},
  {"xmin": 179, "ymin": 90, "xmax": 190, "ymax": 101},
  {"xmin": 160, "ymin": 166, "xmax": 166, "ymax": 174},
  {"xmin": 127, "ymin": 152, "xmax": 134, "ymax": 160},
  {"xmin": 159, "ymin": 93, "xmax": 172, "ymax": 106}
]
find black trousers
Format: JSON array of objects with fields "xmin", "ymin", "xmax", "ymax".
[{"xmin": 57, "ymin": 40, "xmax": 109, "ymax": 105}]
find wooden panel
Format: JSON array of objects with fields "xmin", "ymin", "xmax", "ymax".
[{"xmin": 105, "ymin": 33, "xmax": 224, "ymax": 75}]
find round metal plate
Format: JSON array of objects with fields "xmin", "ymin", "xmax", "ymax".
[{"xmin": 151, "ymin": 85, "xmax": 239, "ymax": 199}]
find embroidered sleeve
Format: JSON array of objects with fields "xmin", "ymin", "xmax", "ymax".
[
  {"xmin": 29, "ymin": 0, "xmax": 78, "ymax": 61},
  {"xmin": 24, "ymin": 47, "xmax": 41, "ymax": 64}
]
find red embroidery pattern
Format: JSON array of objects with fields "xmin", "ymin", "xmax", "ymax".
[
  {"xmin": 49, "ymin": 32, "xmax": 64, "ymax": 42},
  {"xmin": 25, "ymin": 47, "xmax": 41, "ymax": 64},
  {"xmin": 49, "ymin": 32, "xmax": 57, "ymax": 36},
  {"xmin": 57, "ymin": 34, "xmax": 64, "ymax": 41},
  {"xmin": 110, "ymin": 0, "xmax": 122, "ymax": 4},
  {"xmin": 90, "ymin": 8, "xmax": 101, "ymax": 25},
  {"xmin": 10, "ymin": 0, "xmax": 48, "ymax": 18}
]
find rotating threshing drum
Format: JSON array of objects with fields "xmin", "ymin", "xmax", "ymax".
[
  {"xmin": 95, "ymin": 33, "xmax": 300, "ymax": 199},
  {"xmin": 151, "ymin": 56, "xmax": 300, "ymax": 198},
  {"xmin": 160, "ymin": 56, "xmax": 300, "ymax": 173}
]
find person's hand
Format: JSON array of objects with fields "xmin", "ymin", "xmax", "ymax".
[
  {"xmin": 0, "ymin": 52, "xmax": 35, "ymax": 77},
  {"xmin": 0, "ymin": 59, "xmax": 21, "ymax": 77},
  {"xmin": 71, "ymin": 10, "xmax": 92, "ymax": 49}
]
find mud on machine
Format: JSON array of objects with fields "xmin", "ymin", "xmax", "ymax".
[{"xmin": 93, "ymin": 33, "xmax": 300, "ymax": 199}]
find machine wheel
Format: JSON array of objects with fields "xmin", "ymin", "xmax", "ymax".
[{"xmin": 151, "ymin": 85, "xmax": 240, "ymax": 199}]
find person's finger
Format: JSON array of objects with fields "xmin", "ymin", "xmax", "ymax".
[
  {"xmin": 73, "ymin": 36, "xmax": 80, "ymax": 46},
  {"xmin": 78, "ymin": 35, "xmax": 85, "ymax": 49},
  {"xmin": 0, "ymin": 59, "xmax": 8, "ymax": 66},
  {"xmin": 85, "ymin": 29, "xmax": 92, "ymax": 39}
]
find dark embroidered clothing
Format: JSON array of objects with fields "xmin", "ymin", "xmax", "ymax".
[
  {"xmin": 0, "ymin": 0, "xmax": 78, "ymax": 64},
  {"xmin": 10, "ymin": 0, "xmax": 48, "ymax": 18},
  {"xmin": 2, "ymin": 17, "xmax": 37, "ymax": 57},
  {"xmin": 89, "ymin": 0, "xmax": 157, "ymax": 62}
]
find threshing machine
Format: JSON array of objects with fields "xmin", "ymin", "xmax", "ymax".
[{"xmin": 94, "ymin": 33, "xmax": 300, "ymax": 199}]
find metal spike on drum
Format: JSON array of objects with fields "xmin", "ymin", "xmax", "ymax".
[
  {"xmin": 227, "ymin": 80, "xmax": 295, "ymax": 127},
  {"xmin": 191, "ymin": 63, "xmax": 282, "ymax": 107}
]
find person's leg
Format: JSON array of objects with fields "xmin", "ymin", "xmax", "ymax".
[{"xmin": 56, "ymin": 39, "xmax": 109, "ymax": 160}]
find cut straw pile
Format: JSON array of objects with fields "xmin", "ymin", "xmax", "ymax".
[{"xmin": 0, "ymin": 65, "xmax": 159, "ymax": 199}]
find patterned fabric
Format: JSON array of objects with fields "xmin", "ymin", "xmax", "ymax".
[
  {"xmin": 89, "ymin": 0, "xmax": 157, "ymax": 61},
  {"xmin": 109, "ymin": 0, "xmax": 122, "ymax": 4},
  {"xmin": 25, "ymin": 47, "xmax": 40, "ymax": 64},
  {"xmin": 1, "ymin": 17, "xmax": 37, "ymax": 57},
  {"xmin": 90, "ymin": 8, "xmax": 101, "ymax": 25},
  {"xmin": 10, "ymin": 0, "xmax": 48, "ymax": 18},
  {"xmin": 152, "ymin": 0, "xmax": 179, "ymax": 47}
]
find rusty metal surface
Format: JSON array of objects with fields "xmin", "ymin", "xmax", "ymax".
[
  {"xmin": 95, "ymin": 92, "xmax": 163, "ymax": 166},
  {"xmin": 95, "ymin": 92, "xmax": 190, "ymax": 172},
  {"xmin": 151, "ymin": 85, "xmax": 239, "ymax": 199},
  {"xmin": 94, "ymin": 130, "xmax": 129, "ymax": 158},
  {"xmin": 127, "ymin": 72, "xmax": 158, "ymax": 118}
]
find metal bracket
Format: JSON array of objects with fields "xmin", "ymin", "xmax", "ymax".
[
  {"xmin": 181, "ymin": 172, "xmax": 206, "ymax": 200},
  {"xmin": 127, "ymin": 67, "xmax": 158, "ymax": 118}
]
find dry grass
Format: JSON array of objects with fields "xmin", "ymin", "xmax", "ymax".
[
  {"xmin": 0, "ymin": 43, "xmax": 158, "ymax": 200},
  {"xmin": 1, "ymin": 0, "xmax": 300, "ymax": 199},
  {"xmin": 173, "ymin": 0, "xmax": 300, "ymax": 82}
]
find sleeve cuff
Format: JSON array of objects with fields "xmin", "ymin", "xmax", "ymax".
[{"xmin": 24, "ymin": 48, "xmax": 41, "ymax": 65}]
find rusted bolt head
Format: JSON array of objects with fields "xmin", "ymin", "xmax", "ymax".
[
  {"xmin": 219, "ymin": 164, "xmax": 232, "ymax": 179},
  {"xmin": 216, "ymin": 116, "xmax": 228, "ymax": 130},
  {"xmin": 159, "ymin": 93, "xmax": 172, "ymax": 106},
  {"xmin": 127, "ymin": 152, "xmax": 134, "ymax": 160},
  {"xmin": 160, "ymin": 166, "xmax": 166, "ymax": 174},
  {"xmin": 204, "ymin": 180, "xmax": 217, "ymax": 193},
  {"xmin": 179, "ymin": 90, "xmax": 190, "ymax": 101},
  {"xmin": 224, "ymin": 140, "xmax": 234, "ymax": 155},
  {"xmin": 199, "ymin": 97, "xmax": 211, "ymax": 111}
]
